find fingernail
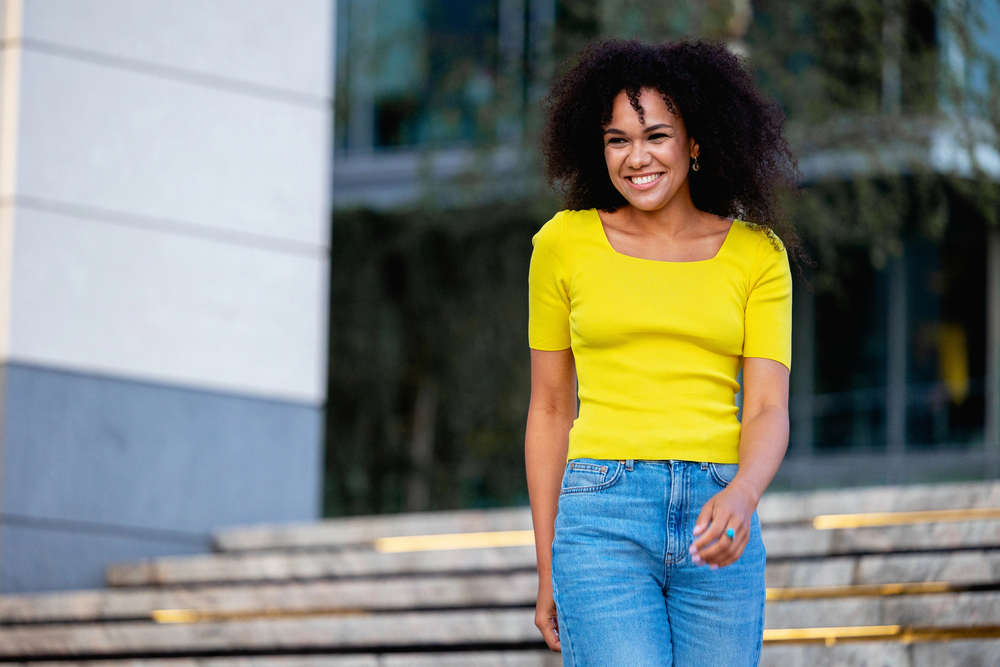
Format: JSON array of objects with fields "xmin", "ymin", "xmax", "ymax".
[
  {"xmin": 688, "ymin": 544, "xmax": 697, "ymax": 554},
  {"xmin": 709, "ymin": 564, "xmax": 718, "ymax": 571},
  {"xmin": 692, "ymin": 554, "xmax": 702, "ymax": 564}
]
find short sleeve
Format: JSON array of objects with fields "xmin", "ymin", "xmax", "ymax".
[
  {"xmin": 743, "ymin": 234, "xmax": 793, "ymax": 370},
  {"xmin": 528, "ymin": 212, "xmax": 572, "ymax": 350}
]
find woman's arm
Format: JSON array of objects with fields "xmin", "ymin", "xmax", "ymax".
[
  {"xmin": 689, "ymin": 356, "xmax": 789, "ymax": 567},
  {"xmin": 526, "ymin": 347, "xmax": 576, "ymax": 651}
]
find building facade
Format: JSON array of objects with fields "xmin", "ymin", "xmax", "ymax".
[{"xmin": 0, "ymin": 0, "xmax": 333, "ymax": 592}]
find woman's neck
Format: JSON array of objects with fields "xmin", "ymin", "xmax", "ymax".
[{"xmin": 618, "ymin": 189, "xmax": 708, "ymax": 240}]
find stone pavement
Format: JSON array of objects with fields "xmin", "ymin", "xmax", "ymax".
[{"xmin": 4, "ymin": 481, "xmax": 1000, "ymax": 665}]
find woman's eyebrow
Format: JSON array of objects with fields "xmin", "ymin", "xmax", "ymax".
[{"xmin": 602, "ymin": 123, "xmax": 673, "ymax": 135}]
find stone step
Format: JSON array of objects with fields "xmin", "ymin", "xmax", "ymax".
[
  {"xmin": 5, "ymin": 601, "xmax": 1000, "ymax": 660},
  {"xmin": 214, "ymin": 481, "xmax": 1000, "ymax": 552},
  {"xmin": 214, "ymin": 509, "xmax": 533, "ymax": 552},
  {"xmin": 763, "ymin": 519, "xmax": 1000, "ymax": 558},
  {"xmin": 756, "ymin": 480, "xmax": 1000, "ymax": 525},
  {"xmin": 6, "ymin": 643, "xmax": 1000, "ymax": 667},
  {"xmin": 10, "ymin": 549, "xmax": 1000, "ymax": 624},
  {"xmin": 14, "ymin": 547, "xmax": 1000, "ymax": 624},
  {"xmin": 0, "ymin": 572, "xmax": 540, "ymax": 624},
  {"xmin": 3, "ymin": 643, "xmax": 998, "ymax": 667},
  {"xmin": 764, "ymin": 590, "xmax": 1000, "ymax": 629},
  {"xmin": 7, "ymin": 655, "xmax": 562, "ymax": 667},
  {"xmin": 765, "ymin": 549, "xmax": 1000, "ymax": 588},
  {"xmin": 0, "ymin": 608, "xmax": 541, "ymax": 659},
  {"xmin": 760, "ymin": 640, "xmax": 1000, "ymax": 667},
  {"xmin": 109, "ymin": 519, "xmax": 1000, "ymax": 587},
  {"xmin": 106, "ymin": 545, "xmax": 538, "ymax": 587},
  {"xmin": 11, "ymin": 586, "xmax": 1000, "ymax": 634}
]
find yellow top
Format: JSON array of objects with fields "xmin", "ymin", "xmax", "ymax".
[{"xmin": 528, "ymin": 208, "xmax": 792, "ymax": 463}]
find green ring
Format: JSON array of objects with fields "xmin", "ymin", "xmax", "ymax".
[{"xmin": 726, "ymin": 528, "xmax": 735, "ymax": 540}]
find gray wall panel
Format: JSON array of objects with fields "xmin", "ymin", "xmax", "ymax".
[
  {"xmin": 0, "ymin": 523, "xmax": 204, "ymax": 593},
  {"xmin": 0, "ymin": 524, "xmax": 207, "ymax": 593},
  {"xmin": 0, "ymin": 362, "xmax": 322, "ymax": 539},
  {"xmin": 22, "ymin": 0, "xmax": 332, "ymax": 98},
  {"xmin": 16, "ymin": 48, "xmax": 329, "ymax": 247}
]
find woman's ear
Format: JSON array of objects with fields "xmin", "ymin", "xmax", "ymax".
[{"xmin": 690, "ymin": 139, "xmax": 700, "ymax": 159}]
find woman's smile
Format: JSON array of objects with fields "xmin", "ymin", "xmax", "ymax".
[{"xmin": 627, "ymin": 172, "xmax": 663, "ymax": 188}]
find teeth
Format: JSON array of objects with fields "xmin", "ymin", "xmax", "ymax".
[{"xmin": 631, "ymin": 174, "xmax": 659, "ymax": 185}]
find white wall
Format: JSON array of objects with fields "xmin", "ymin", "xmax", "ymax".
[{"xmin": 3, "ymin": 0, "xmax": 333, "ymax": 403}]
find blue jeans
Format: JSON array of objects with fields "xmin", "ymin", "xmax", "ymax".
[{"xmin": 551, "ymin": 459, "xmax": 766, "ymax": 667}]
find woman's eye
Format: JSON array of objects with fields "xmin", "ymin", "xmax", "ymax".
[
  {"xmin": 607, "ymin": 138, "xmax": 626, "ymax": 145},
  {"xmin": 649, "ymin": 133, "xmax": 669, "ymax": 140}
]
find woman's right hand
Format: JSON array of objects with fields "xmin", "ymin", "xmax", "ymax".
[{"xmin": 535, "ymin": 586, "xmax": 561, "ymax": 651}]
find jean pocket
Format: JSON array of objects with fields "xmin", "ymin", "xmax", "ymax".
[
  {"xmin": 708, "ymin": 462, "xmax": 739, "ymax": 488},
  {"xmin": 560, "ymin": 458, "xmax": 624, "ymax": 495}
]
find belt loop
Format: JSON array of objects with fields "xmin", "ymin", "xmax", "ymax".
[
  {"xmin": 700, "ymin": 462, "xmax": 709, "ymax": 470},
  {"xmin": 625, "ymin": 459, "xmax": 634, "ymax": 471}
]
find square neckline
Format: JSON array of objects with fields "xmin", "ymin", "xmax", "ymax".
[{"xmin": 591, "ymin": 208, "xmax": 736, "ymax": 264}]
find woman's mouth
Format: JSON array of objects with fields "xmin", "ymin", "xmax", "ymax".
[{"xmin": 627, "ymin": 173, "xmax": 663, "ymax": 188}]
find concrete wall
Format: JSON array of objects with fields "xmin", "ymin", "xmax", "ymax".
[{"xmin": 0, "ymin": 0, "xmax": 333, "ymax": 592}]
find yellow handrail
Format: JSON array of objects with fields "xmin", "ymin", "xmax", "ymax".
[
  {"xmin": 813, "ymin": 507, "xmax": 1000, "ymax": 529},
  {"xmin": 766, "ymin": 581, "xmax": 955, "ymax": 600},
  {"xmin": 374, "ymin": 529, "xmax": 535, "ymax": 552}
]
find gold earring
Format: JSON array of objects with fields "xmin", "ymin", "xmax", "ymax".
[{"xmin": 691, "ymin": 156, "xmax": 700, "ymax": 172}]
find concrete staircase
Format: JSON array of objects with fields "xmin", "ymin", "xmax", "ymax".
[{"xmin": 5, "ymin": 483, "xmax": 1000, "ymax": 666}]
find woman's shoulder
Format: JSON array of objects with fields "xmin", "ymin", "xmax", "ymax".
[
  {"xmin": 728, "ymin": 219, "xmax": 786, "ymax": 258},
  {"xmin": 533, "ymin": 208, "xmax": 598, "ymax": 248}
]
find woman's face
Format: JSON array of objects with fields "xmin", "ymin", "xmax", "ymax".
[{"xmin": 603, "ymin": 87, "xmax": 699, "ymax": 212}]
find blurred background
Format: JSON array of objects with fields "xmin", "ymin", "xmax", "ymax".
[
  {"xmin": 327, "ymin": 0, "xmax": 1000, "ymax": 514},
  {"xmin": 0, "ymin": 0, "xmax": 999, "ymax": 595}
]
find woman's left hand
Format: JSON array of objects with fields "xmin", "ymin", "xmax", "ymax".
[{"xmin": 688, "ymin": 481, "xmax": 758, "ymax": 568}]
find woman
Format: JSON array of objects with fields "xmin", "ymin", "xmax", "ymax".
[{"xmin": 525, "ymin": 40, "xmax": 799, "ymax": 666}]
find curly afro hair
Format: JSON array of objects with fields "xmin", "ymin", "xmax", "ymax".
[{"xmin": 543, "ymin": 39, "xmax": 800, "ymax": 253}]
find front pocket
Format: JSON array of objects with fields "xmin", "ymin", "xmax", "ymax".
[
  {"xmin": 708, "ymin": 462, "xmax": 739, "ymax": 488},
  {"xmin": 560, "ymin": 459, "xmax": 624, "ymax": 495}
]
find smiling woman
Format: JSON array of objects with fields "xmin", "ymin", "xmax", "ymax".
[
  {"xmin": 599, "ymin": 88, "xmax": 734, "ymax": 262},
  {"xmin": 543, "ymin": 40, "xmax": 800, "ymax": 253},
  {"xmin": 525, "ymin": 40, "xmax": 799, "ymax": 667}
]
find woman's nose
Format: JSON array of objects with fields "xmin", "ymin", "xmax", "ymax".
[{"xmin": 627, "ymin": 143, "xmax": 650, "ymax": 168}]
